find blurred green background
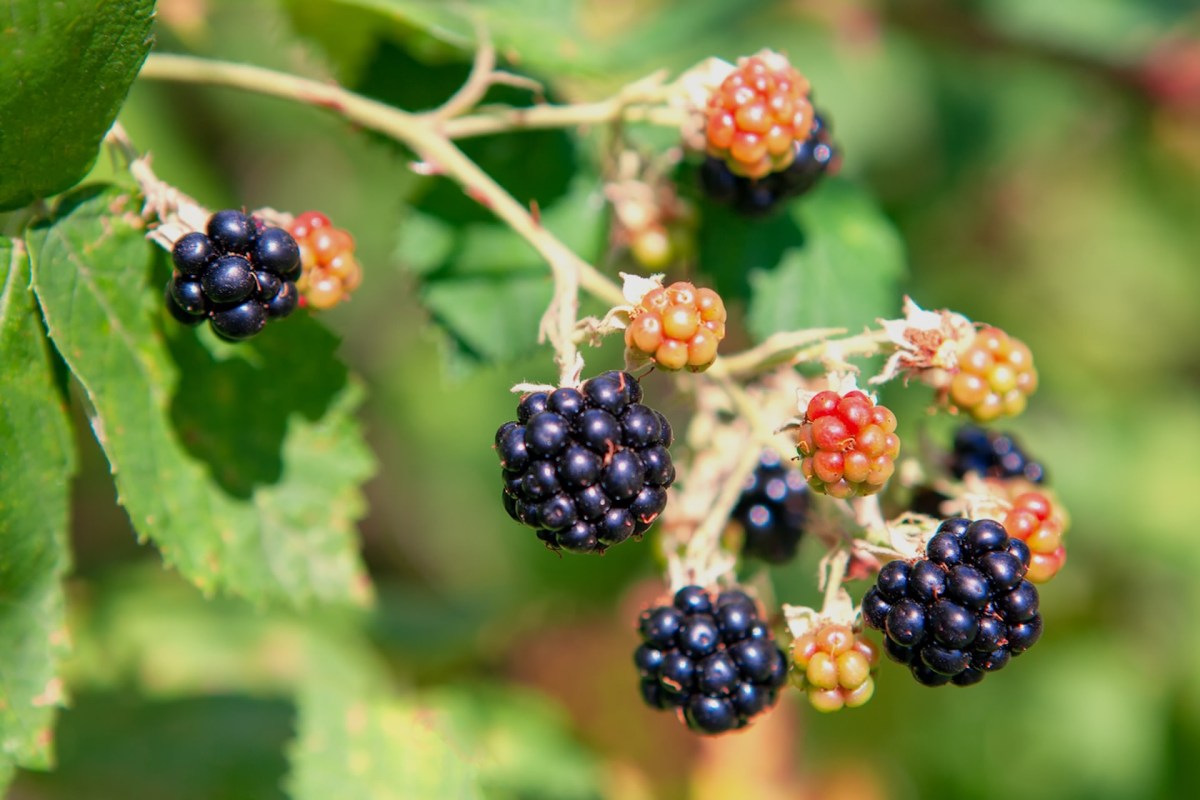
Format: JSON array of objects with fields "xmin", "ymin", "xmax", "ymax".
[{"xmin": 11, "ymin": 0, "xmax": 1200, "ymax": 798}]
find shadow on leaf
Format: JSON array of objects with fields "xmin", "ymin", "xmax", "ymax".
[
  {"xmin": 165, "ymin": 312, "xmax": 348, "ymax": 499},
  {"xmin": 693, "ymin": 186, "xmax": 809, "ymax": 304}
]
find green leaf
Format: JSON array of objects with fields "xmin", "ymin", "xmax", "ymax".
[
  {"xmin": 408, "ymin": 178, "xmax": 607, "ymax": 370},
  {"xmin": 0, "ymin": 0, "xmax": 155, "ymax": 210},
  {"xmin": 16, "ymin": 692, "xmax": 293, "ymax": 800},
  {"xmin": 0, "ymin": 237, "xmax": 75, "ymax": 785},
  {"xmin": 288, "ymin": 637, "xmax": 484, "ymax": 800},
  {"xmin": 328, "ymin": 0, "xmax": 597, "ymax": 75},
  {"xmin": 735, "ymin": 180, "xmax": 907, "ymax": 339},
  {"xmin": 422, "ymin": 686, "xmax": 603, "ymax": 800},
  {"xmin": 26, "ymin": 186, "xmax": 374, "ymax": 607}
]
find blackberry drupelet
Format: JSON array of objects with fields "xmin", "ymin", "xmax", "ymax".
[
  {"xmin": 494, "ymin": 371, "xmax": 676, "ymax": 554},
  {"xmin": 862, "ymin": 518, "xmax": 1043, "ymax": 687},
  {"xmin": 635, "ymin": 585, "xmax": 788, "ymax": 734},
  {"xmin": 729, "ymin": 450, "xmax": 809, "ymax": 564},
  {"xmin": 165, "ymin": 209, "xmax": 302, "ymax": 340}
]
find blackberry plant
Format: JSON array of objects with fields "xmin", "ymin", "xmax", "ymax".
[{"xmin": 0, "ymin": 4, "xmax": 1090, "ymax": 796}]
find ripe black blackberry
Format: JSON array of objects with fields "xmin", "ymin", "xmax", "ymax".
[
  {"xmin": 494, "ymin": 371, "xmax": 676, "ymax": 554},
  {"xmin": 862, "ymin": 517, "xmax": 1043, "ymax": 687},
  {"xmin": 165, "ymin": 210, "xmax": 303, "ymax": 341},
  {"xmin": 700, "ymin": 111, "xmax": 839, "ymax": 217},
  {"xmin": 635, "ymin": 585, "xmax": 788, "ymax": 734},
  {"xmin": 729, "ymin": 450, "xmax": 809, "ymax": 564},
  {"xmin": 950, "ymin": 425, "xmax": 1045, "ymax": 483}
]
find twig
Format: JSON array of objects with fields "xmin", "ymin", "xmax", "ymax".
[{"xmin": 429, "ymin": 27, "xmax": 498, "ymax": 120}]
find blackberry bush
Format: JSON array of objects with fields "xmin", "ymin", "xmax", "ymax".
[
  {"xmin": 494, "ymin": 371, "xmax": 676, "ymax": 553},
  {"xmin": 862, "ymin": 518, "xmax": 1043, "ymax": 687},
  {"xmin": 165, "ymin": 209, "xmax": 301, "ymax": 340},
  {"xmin": 635, "ymin": 585, "xmax": 788, "ymax": 734},
  {"xmin": 5, "ymin": 9, "xmax": 1088, "ymax": 793}
]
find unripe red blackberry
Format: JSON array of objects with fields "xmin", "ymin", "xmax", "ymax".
[
  {"xmin": 728, "ymin": 450, "xmax": 809, "ymax": 564},
  {"xmin": 289, "ymin": 211, "xmax": 362, "ymax": 310},
  {"xmin": 789, "ymin": 623, "xmax": 880, "ymax": 712},
  {"xmin": 949, "ymin": 327, "xmax": 1038, "ymax": 421},
  {"xmin": 494, "ymin": 372, "xmax": 675, "ymax": 554},
  {"xmin": 700, "ymin": 110, "xmax": 840, "ymax": 217},
  {"xmin": 164, "ymin": 209, "xmax": 301, "ymax": 341},
  {"xmin": 636, "ymin": 586, "xmax": 787, "ymax": 734},
  {"xmin": 794, "ymin": 390, "xmax": 900, "ymax": 498},
  {"xmin": 624, "ymin": 281, "xmax": 727, "ymax": 372},
  {"xmin": 705, "ymin": 52, "xmax": 815, "ymax": 180},
  {"xmin": 1002, "ymin": 490, "xmax": 1067, "ymax": 583},
  {"xmin": 862, "ymin": 518, "xmax": 1044, "ymax": 687}
]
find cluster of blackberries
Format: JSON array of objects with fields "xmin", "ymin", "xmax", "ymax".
[
  {"xmin": 494, "ymin": 371, "xmax": 675, "ymax": 554},
  {"xmin": 166, "ymin": 210, "xmax": 301, "ymax": 340},
  {"xmin": 729, "ymin": 450, "xmax": 809, "ymax": 564},
  {"xmin": 636, "ymin": 586, "xmax": 788, "ymax": 734},
  {"xmin": 950, "ymin": 425, "xmax": 1045, "ymax": 483},
  {"xmin": 700, "ymin": 112, "xmax": 839, "ymax": 217},
  {"xmin": 862, "ymin": 518, "xmax": 1043, "ymax": 687}
]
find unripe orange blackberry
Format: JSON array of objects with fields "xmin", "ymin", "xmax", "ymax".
[
  {"xmin": 288, "ymin": 211, "xmax": 362, "ymax": 310},
  {"xmin": 625, "ymin": 281, "xmax": 727, "ymax": 372},
  {"xmin": 949, "ymin": 327, "xmax": 1038, "ymax": 422},
  {"xmin": 1002, "ymin": 490, "xmax": 1067, "ymax": 583},
  {"xmin": 794, "ymin": 390, "xmax": 901, "ymax": 499},
  {"xmin": 705, "ymin": 52, "xmax": 815, "ymax": 180},
  {"xmin": 790, "ymin": 623, "xmax": 880, "ymax": 712}
]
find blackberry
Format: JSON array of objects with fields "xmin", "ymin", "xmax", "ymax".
[
  {"xmin": 494, "ymin": 372, "xmax": 675, "ymax": 553},
  {"xmin": 164, "ymin": 210, "xmax": 303, "ymax": 340},
  {"xmin": 863, "ymin": 518, "xmax": 1043, "ymax": 687},
  {"xmin": 700, "ymin": 111, "xmax": 839, "ymax": 217},
  {"xmin": 950, "ymin": 425, "xmax": 1045, "ymax": 483},
  {"xmin": 794, "ymin": 389, "xmax": 900, "ymax": 498},
  {"xmin": 790, "ymin": 623, "xmax": 880, "ymax": 712},
  {"xmin": 948, "ymin": 327, "xmax": 1038, "ymax": 421},
  {"xmin": 635, "ymin": 586, "xmax": 787, "ymax": 734},
  {"xmin": 729, "ymin": 450, "xmax": 809, "ymax": 564}
]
